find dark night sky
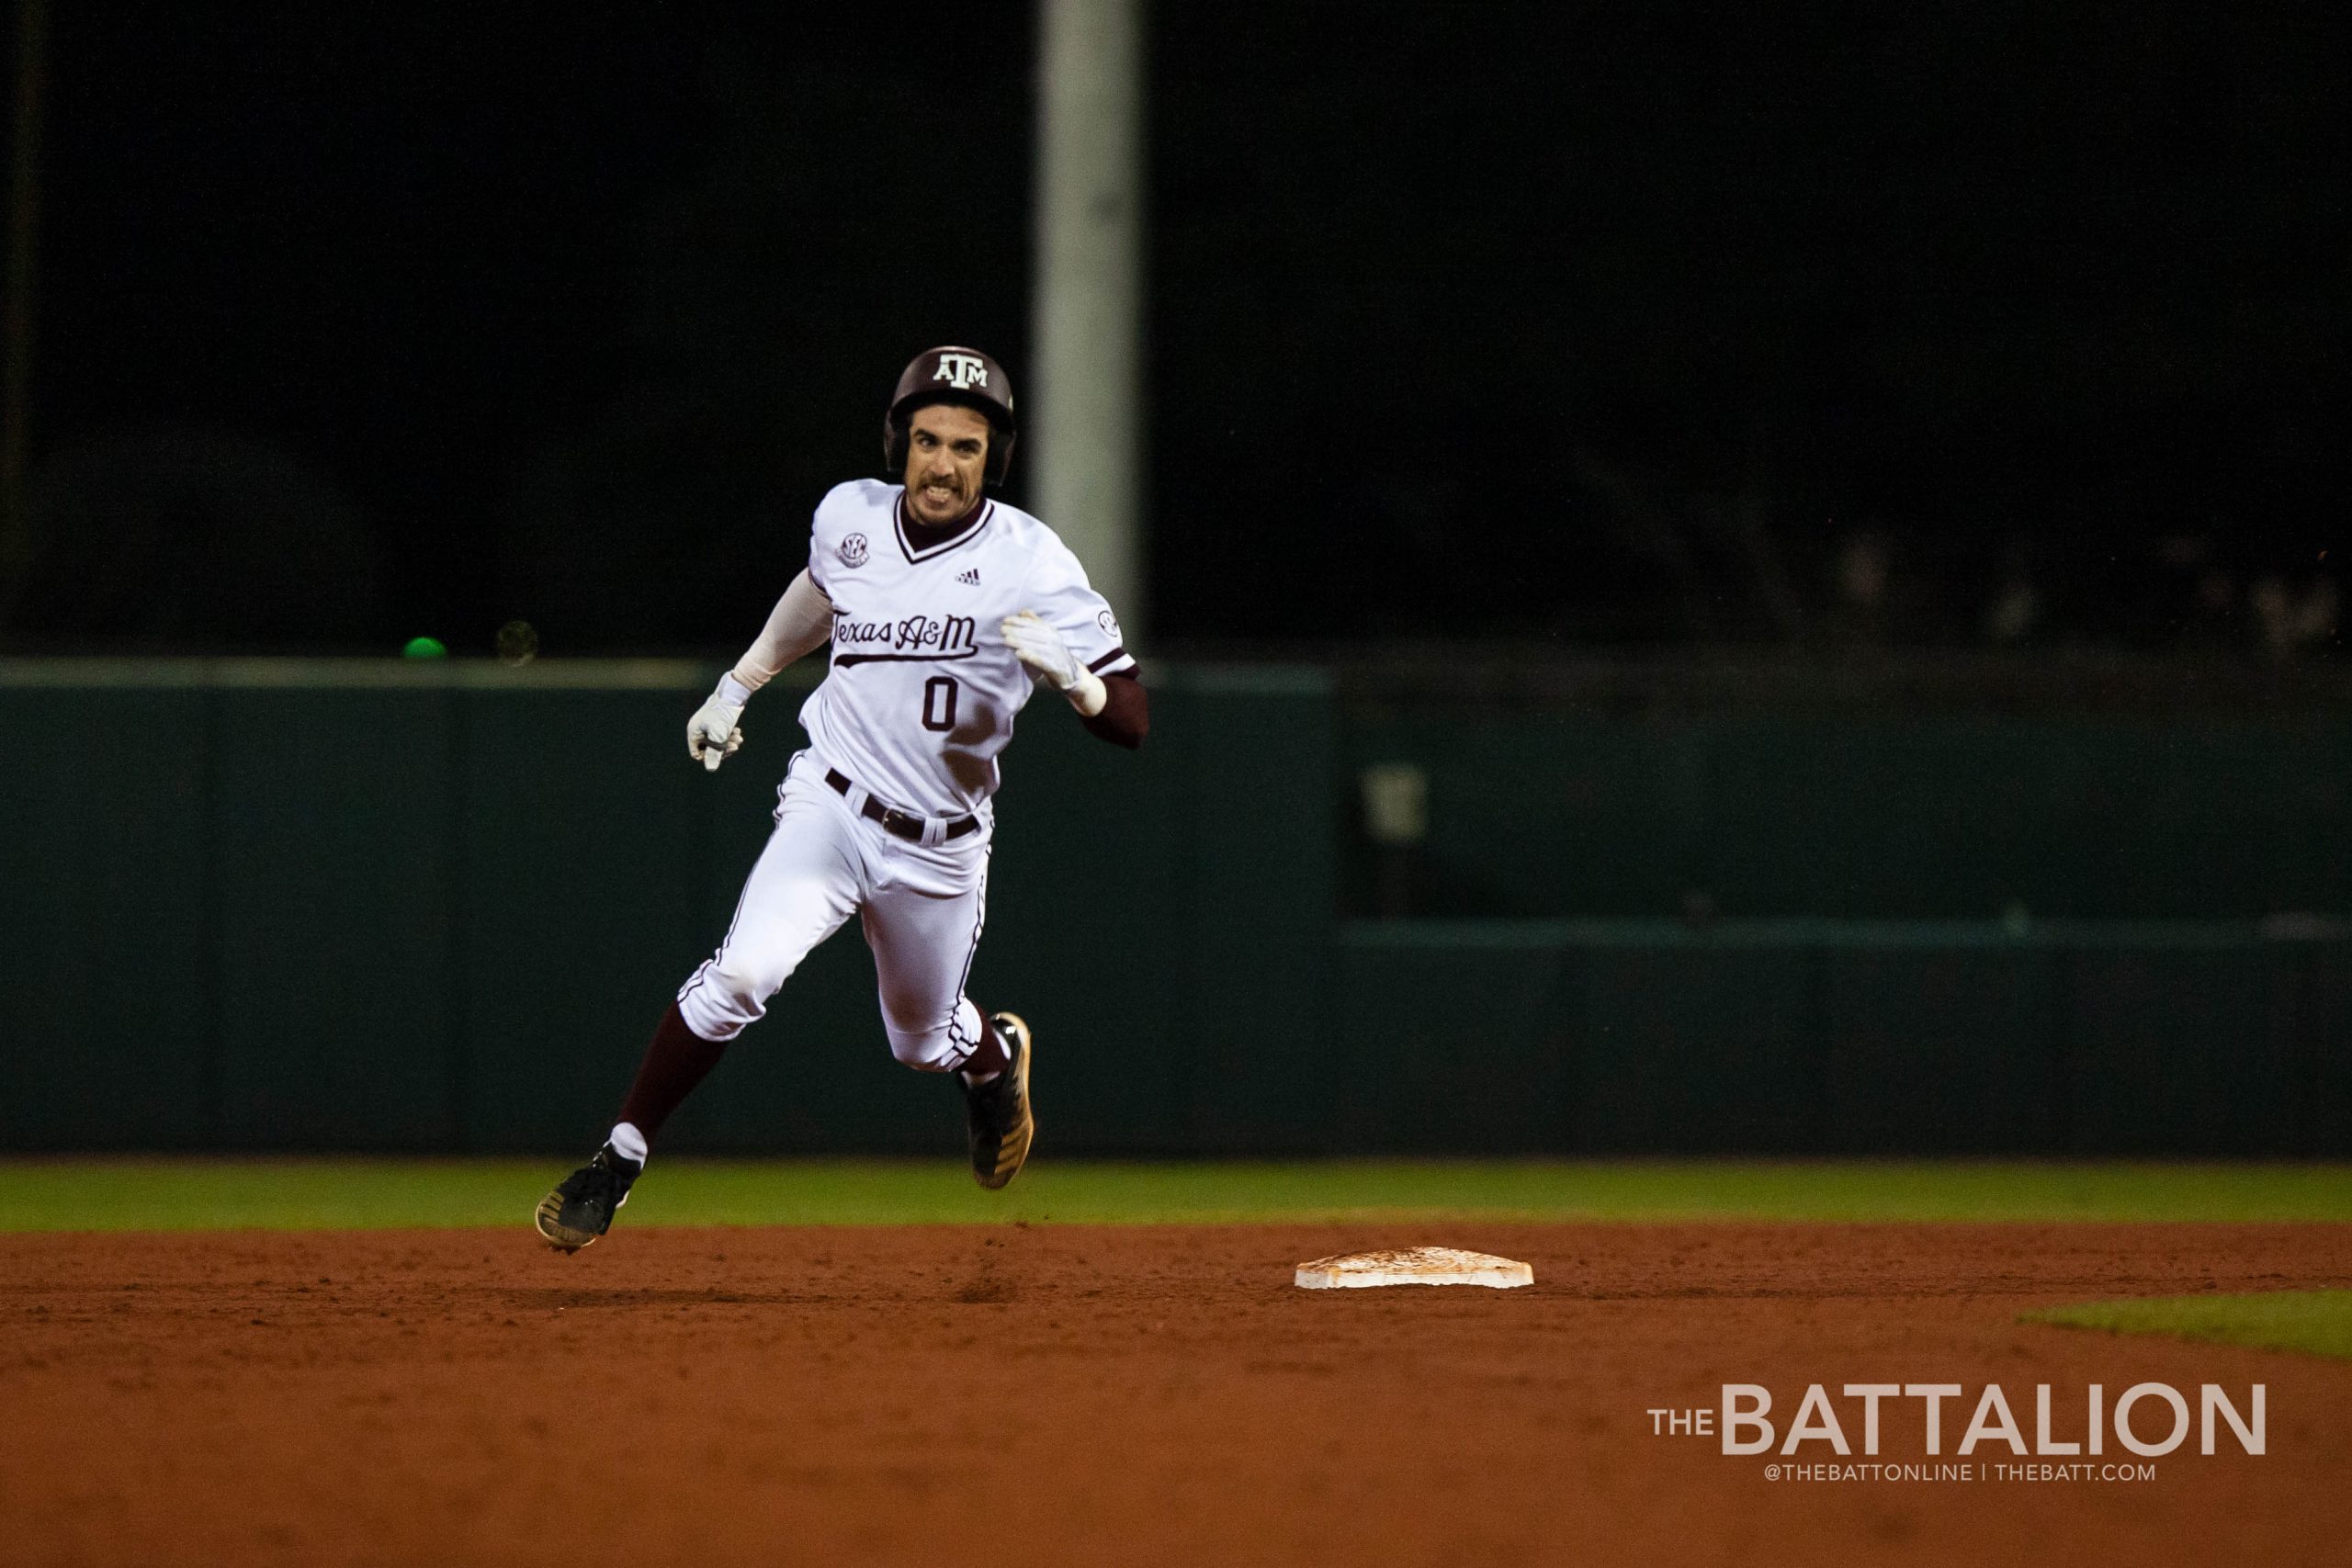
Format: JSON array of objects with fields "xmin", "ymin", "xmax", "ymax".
[{"xmin": 8, "ymin": 2, "xmax": 2347, "ymax": 655}]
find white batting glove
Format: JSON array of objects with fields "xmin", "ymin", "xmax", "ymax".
[
  {"xmin": 687, "ymin": 674, "xmax": 752, "ymax": 772},
  {"xmin": 1002, "ymin": 611, "xmax": 1108, "ymax": 717},
  {"xmin": 1001, "ymin": 611, "xmax": 1084, "ymax": 691}
]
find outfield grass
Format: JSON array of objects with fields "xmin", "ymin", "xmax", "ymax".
[
  {"xmin": 2026, "ymin": 1291, "xmax": 2352, "ymax": 1361},
  {"xmin": 3, "ymin": 1158, "xmax": 2352, "ymax": 1232}
]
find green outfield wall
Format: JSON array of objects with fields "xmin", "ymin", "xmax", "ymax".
[
  {"xmin": 1340, "ymin": 709, "xmax": 2352, "ymax": 920},
  {"xmin": 1332, "ymin": 920, "xmax": 2350, "ymax": 1157},
  {"xmin": 2, "ymin": 660, "xmax": 2346, "ymax": 1156}
]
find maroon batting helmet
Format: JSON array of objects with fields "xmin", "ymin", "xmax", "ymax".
[{"xmin": 882, "ymin": 345, "xmax": 1018, "ymax": 485}]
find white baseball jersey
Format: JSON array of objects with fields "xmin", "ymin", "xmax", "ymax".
[{"xmin": 800, "ymin": 479, "xmax": 1136, "ymax": 818}]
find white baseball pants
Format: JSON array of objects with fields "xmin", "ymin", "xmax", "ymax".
[{"xmin": 676, "ymin": 751, "xmax": 992, "ymax": 1072}]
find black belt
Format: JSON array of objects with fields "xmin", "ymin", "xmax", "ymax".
[{"xmin": 826, "ymin": 769, "xmax": 979, "ymax": 843}]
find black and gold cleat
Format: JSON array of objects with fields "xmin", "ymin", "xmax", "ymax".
[
  {"xmin": 533, "ymin": 1144, "xmax": 641, "ymax": 1253},
  {"xmin": 962, "ymin": 1012, "xmax": 1035, "ymax": 1190}
]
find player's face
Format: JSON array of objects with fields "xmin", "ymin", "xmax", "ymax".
[{"xmin": 903, "ymin": 403, "xmax": 991, "ymax": 525}]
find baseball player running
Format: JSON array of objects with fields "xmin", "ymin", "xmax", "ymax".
[{"xmin": 536, "ymin": 346, "xmax": 1146, "ymax": 1251}]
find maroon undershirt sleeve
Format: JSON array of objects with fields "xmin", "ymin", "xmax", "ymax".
[{"xmin": 1080, "ymin": 673, "xmax": 1148, "ymax": 750}]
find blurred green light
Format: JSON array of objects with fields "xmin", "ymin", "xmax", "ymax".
[{"xmin": 401, "ymin": 636, "xmax": 448, "ymax": 660}]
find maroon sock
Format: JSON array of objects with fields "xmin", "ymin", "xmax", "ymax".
[
  {"xmin": 960, "ymin": 1010, "xmax": 1011, "ymax": 1077},
  {"xmin": 616, "ymin": 1001, "xmax": 729, "ymax": 1145}
]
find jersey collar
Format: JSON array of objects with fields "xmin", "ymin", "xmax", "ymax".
[{"xmin": 895, "ymin": 493, "xmax": 993, "ymax": 564}]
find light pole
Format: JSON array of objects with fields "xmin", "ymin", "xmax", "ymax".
[{"xmin": 1031, "ymin": 0, "xmax": 1145, "ymax": 646}]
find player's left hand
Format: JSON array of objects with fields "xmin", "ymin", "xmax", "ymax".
[{"xmin": 1001, "ymin": 611, "xmax": 1083, "ymax": 691}]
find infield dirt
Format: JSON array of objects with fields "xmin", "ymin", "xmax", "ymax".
[{"xmin": 4, "ymin": 1223, "xmax": 2348, "ymax": 1566}]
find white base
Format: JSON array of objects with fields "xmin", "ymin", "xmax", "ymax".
[{"xmin": 1294, "ymin": 1246, "xmax": 1533, "ymax": 1290}]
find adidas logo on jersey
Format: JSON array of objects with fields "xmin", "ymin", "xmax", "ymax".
[{"xmin": 956, "ymin": 569, "xmax": 981, "ymax": 585}]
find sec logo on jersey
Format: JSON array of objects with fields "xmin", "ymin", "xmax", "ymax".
[
  {"xmin": 1097, "ymin": 610, "xmax": 1120, "ymax": 639},
  {"xmin": 839, "ymin": 533, "xmax": 869, "ymax": 568}
]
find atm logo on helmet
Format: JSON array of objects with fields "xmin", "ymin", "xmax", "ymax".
[{"xmin": 933, "ymin": 353, "xmax": 989, "ymax": 390}]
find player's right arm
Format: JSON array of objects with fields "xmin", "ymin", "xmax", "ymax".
[{"xmin": 687, "ymin": 570, "xmax": 834, "ymax": 771}]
